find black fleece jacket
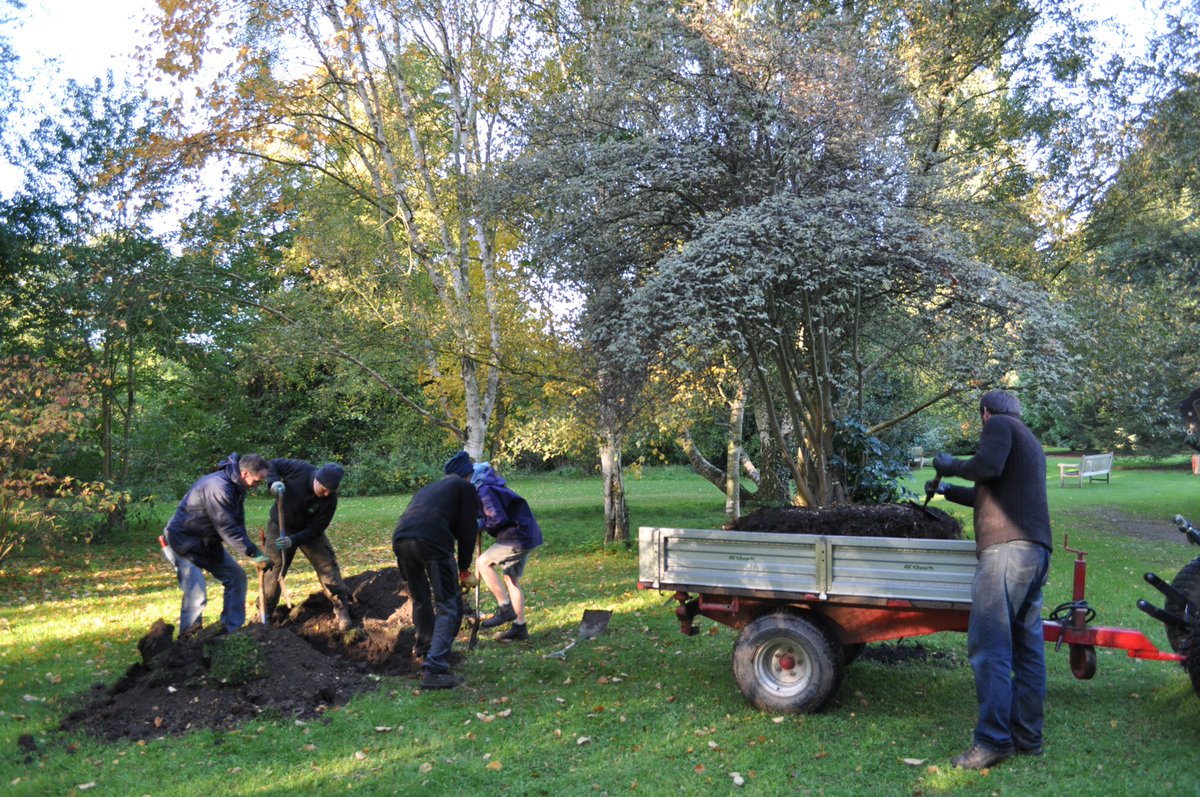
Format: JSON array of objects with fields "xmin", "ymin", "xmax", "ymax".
[{"xmin": 941, "ymin": 413, "xmax": 1052, "ymax": 554}]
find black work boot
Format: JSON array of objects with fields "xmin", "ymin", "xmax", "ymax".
[
  {"xmin": 420, "ymin": 671, "xmax": 463, "ymax": 690},
  {"xmin": 951, "ymin": 745, "xmax": 1011, "ymax": 770},
  {"xmin": 495, "ymin": 622, "xmax": 528, "ymax": 643},
  {"xmin": 481, "ymin": 604, "xmax": 516, "ymax": 629}
]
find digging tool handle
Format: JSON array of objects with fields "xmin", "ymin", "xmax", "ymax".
[
  {"xmin": 468, "ymin": 531, "xmax": 483, "ymax": 651},
  {"xmin": 923, "ymin": 476, "xmax": 941, "ymax": 507}
]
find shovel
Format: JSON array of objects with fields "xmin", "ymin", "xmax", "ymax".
[
  {"xmin": 275, "ymin": 493, "xmax": 293, "ymax": 609},
  {"xmin": 543, "ymin": 609, "xmax": 613, "ymax": 660}
]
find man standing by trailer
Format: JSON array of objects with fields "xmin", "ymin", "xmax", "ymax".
[
  {"xmin": 392, "ymin": 451, "xmax": 481, "ymax": 690},
  {"xmin": 262, "ymin": 459, "xmax": 355, "ymax": 631},
  {"xmin": 930, "ymin": 390, "xmax": 1053, "ymax": 770},
  {"xmin": 164, "ymin": 452, "xmax": 274, "ymax": 639}
]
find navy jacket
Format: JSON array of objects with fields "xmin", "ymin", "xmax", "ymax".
[
  {"xmin": 392, "ymin": 476, "xmax": 481, "ymax": 573},
  {"xmin": 166, "ymin": 453, "xmax": 262, "ymax": 568},
  {"xmin": 941, "ymin": 413, "xmax": 1052, "ymax": 554},
  {"xmin": 473, "ymin": 465, "xmax": 543, "ymax": 551},
  {"xmin": 266, "ymin": 459, "xmax": 338, "ymax": 547}
]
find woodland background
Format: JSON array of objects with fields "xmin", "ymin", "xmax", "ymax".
[{"xmin": 1, "ymin": 0, "xmax": 1198, "ymax": 560}]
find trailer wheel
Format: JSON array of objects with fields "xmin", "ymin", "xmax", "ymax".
[
  {"xmin": 732, "ymin": 612, "xmax": 842, "ymax": 714},
  {"xmin": 1166, "ymin": 556, "xmax": 1200, "ymax": 656},
  {"xmin": 1069, "ymin": 643, "xmax": 1097, "ymax": 680}
]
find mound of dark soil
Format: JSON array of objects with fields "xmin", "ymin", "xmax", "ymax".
[
  {"xmin": 729, "ymin": 503, "xmax": 963, "ymax": 540},
  {"xmin": 60, "ymin": 568, "xmax": 438, "ymax": 742}
]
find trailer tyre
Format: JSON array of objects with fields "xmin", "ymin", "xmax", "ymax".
[
  {"xmin": 732, "ymin": 612, "xmax": 842, "ymax": 714},
  {"xmin": 1166, "ymin": 555, "xmax": 1200, "ymax": 657}
]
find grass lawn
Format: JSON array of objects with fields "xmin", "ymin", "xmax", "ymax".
[{"xmin": 2, "ymin": 460, "xmax": 1200, "ymax": 796}]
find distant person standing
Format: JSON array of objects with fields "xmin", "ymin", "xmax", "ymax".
[
  {"xmin": 929, "ymin": 390, "xmax": 1052, "ymax": 770},
  {"xmin": 391, "ymin": 451, "xmax": 481, "ymax": 690},
  {"xmin": 472, "ymin": 462, "xmax": 543, "ymax": 642},
  {"xmin": 262, "ymin": 460, "xmax": 355, "ymax": 631},
  {"xmin": 163, "ymin": 452, "xmax": 273, "ymax": 639}
]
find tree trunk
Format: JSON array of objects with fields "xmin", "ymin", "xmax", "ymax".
[
  {"xmin": 725, "ymin": 382, "xmax": 746, "ymax": 522},
  {"xmin": 676, "ymin": 429, "xmax": 757, "ymax": 504},
  {"xmin": 599, "ymin": 430, "xmax": 629, "ymax": 545}
]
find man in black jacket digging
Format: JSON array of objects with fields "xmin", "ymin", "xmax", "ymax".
[
  {"xmin": 392, "ymin": 451, "xmax": 481, "ymax": 690},
  {"xmin": 261, "ymin": 459, "xmax": 355, "ymax": 631},
  {"xmin": 930, "ymin": 390, "xmax": 1053, "ymax": 770}
]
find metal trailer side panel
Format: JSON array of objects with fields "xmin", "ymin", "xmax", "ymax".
[
  {"xmin": 639, "ymin": 526, "xmax": 976, "ymax": 605},
  {"xmin": 640, "ymin": 526, "xmax": 823, "ymax": 594},
  {"xmin": 826, "ymin": 536, "xmax": 976, "ymax": 604}
]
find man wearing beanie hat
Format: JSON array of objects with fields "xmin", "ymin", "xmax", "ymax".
[
  {"xmin": 929, "ymin": 390, "xmax": 1052, "ymax": 770},
  {"xmin": 260, "ymin": 458, "xmax": 356, "ymax": 632},
  {"xmin": 391, "ymin": 451, "xmax": 482, "ymax": 690}
]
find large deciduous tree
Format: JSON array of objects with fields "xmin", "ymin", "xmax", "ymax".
[
  {"xmin": 150, "ymin": 0, "xmax": 547, "ymax": 460},
  {"xmin": 517, "ymin": 0, "xmax": 1070, "ymax": 508}
]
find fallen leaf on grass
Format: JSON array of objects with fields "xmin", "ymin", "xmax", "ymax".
[
  {"xmin": 374, "ymin": 726, "xmax": 393, "ymax": 733},
  {"xmin": 577, "ymin": 736, "xmax": 591, "ymax": 746},
  {"xmin": 419, "ymin": 762, "xmax": 433, "ymax": 774},
  {"xmin": 77, "ymin": 783, "xmax": 96, "ymax": 791},
  {"xmin": 486, "ymin": 760, "xmax": 502, "ymax": 771},
  {"xmin": 901, "ymin": 758, "xmax": 926, "ymax": 766}
]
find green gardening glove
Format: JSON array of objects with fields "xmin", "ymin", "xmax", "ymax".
[{"xmin": 252, "ymin": 553, "xmax": 275, "ymax": 572}]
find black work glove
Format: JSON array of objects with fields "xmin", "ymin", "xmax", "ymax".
[
  {"xmin": 933, "ymin": 453, "xmax": 955, "ymax": 476},
  {"xmin": 924, "ymin": 479, "xmax": 946, "ymax": 497}
]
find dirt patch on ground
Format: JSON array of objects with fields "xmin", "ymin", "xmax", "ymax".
[
  {"xmin": 60, "ymin": 568, "xmax": 439, "ymax": 742},
  {"xmin": 859, "ymin": 641, "xmax": 960, "ymax": 668},
  {"xmin": 1082, "ymin": 506, "xmax": 1193, "ymax": 545},
  {"xmin": 730, "ymin": 503, "xmax": 964, "ymax": 540}
]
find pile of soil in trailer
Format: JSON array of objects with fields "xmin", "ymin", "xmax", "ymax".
[
  {"xmin": 729, "ymin": 503, "xmax": 964, "ymax": 540},
  {"xmin": 60, "ymin": 568, "xmax": 441, "ymax": 742}
]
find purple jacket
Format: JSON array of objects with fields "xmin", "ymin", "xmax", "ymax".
[{"xmin": 472, "ymin": 465, "xmax": 543, "ymax": 551}]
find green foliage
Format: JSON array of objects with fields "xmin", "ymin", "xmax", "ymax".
[
  {"xmin": 831, "ymin": 417, "xmax": 914, "ymax": 504},
  {"xmin": 0, "ymin": 355, "xmax": 131, "ymax": 563},
  {"xmin": 206, "ymin": 633, "xmax": 266, "ymax": 686}
]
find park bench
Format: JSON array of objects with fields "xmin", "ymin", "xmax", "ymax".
[
  {"xmin": 1059, "ymin": 452, "xmax": 1114, "ymax": 487},
  {"xmin": 907, "ymin": 447, "xmax": 931, "ymax": 468}
]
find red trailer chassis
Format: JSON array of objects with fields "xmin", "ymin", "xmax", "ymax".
[{"xmin": 642, "ymin": 533, "xmax": 1193, "ymax": 713}]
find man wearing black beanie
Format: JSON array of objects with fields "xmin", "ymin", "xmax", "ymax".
[
  {"xmin": 261, "ymin": 459, "xmax": 355, "ymax": 632},
  {"xmin": 391, "ymin": 451, "xmax": 482, "ymax": 690},
  {"xmin": 930, "ymin": 390, "xmax": 1052, "ymax": 770}
]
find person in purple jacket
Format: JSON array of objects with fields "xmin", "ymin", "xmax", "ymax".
[
  {"xmin": 930, "ymin": 390, "xmax": 1052, "ymax": 770},
  {"xmin": 472, "ymin": 462, "xmax": 543, "ymax": 642}
]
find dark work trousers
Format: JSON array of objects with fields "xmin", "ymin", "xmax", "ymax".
[
  {"xmin": 393, "ymin": 537, "xmax": 463, "ymax": 675},
  {"xmin": 260, "ymin": 516, "xmax": 352, "ymax": 618}
]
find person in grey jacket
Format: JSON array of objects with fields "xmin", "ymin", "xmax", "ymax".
[
  {"xmin": 930, "ymin": 390, "xmax": 1052, "ymax": 770},
  {"xmin": 164, "ymin": 452, "xmax": 272, "ymax": 639}
]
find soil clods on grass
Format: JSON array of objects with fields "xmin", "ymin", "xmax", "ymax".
[{"xmin": 61, "ymin": 568, "xmax": 436, "ymax": 741}]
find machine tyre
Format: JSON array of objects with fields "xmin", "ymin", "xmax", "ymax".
[
  {"xmin": 1069, "ymin": 643, "xmax": 1097, "ymax": 680},
  {"xmin": 732, "ymin": 611, "xmax": 842, "ymax": 714},
  {"xmin": 1165, "ymin": 556, "xmax": 1200, "ymax": 657}
]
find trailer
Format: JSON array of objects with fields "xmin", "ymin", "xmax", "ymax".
[{"xmin": 637, "ymin": 524, "xmax": 1196, "ymax": 714}]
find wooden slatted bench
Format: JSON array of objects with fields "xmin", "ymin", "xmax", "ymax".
[{"xmin": 1059, "ymin": 452, "xmax": 1114, "ymax": 487}]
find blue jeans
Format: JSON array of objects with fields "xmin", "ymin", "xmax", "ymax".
[
  {"xmin": 174, "ymin": 547, "xmax": 248, "ymax": 634},
  {"xmin": 968, "ymin": 540, "xmax": 1051, "ymax": 752},
  {"xmin": 394, "ymin": 538, "xmax": 463, "ymax": 675}
]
